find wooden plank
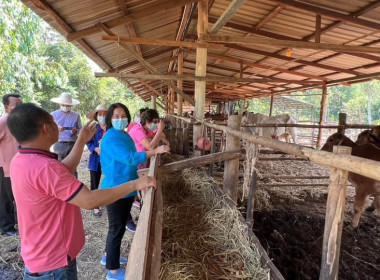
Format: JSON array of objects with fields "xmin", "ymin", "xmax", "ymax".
[
  {"xmin": 209, "ymin": 0, "xmax": 247, "ymax": 34},
  {"xmin": 256, "ymin": 5, "xmax": 285, "ymax": 30},
  {"xmin": 203, "ymin": 34, "xmax": 380, "ymax": 54},
  {"xmin": 102, "ymin": 35, "xmax": 221, "ymax": 49},
  {"xmin": 95, "ymin": 72, "xmax": 323, "ymax": 84},
  {"xmin": 224, "ymin": 115, "xmax": 241, "ymax": 203},
  {"xmin": 97, "ymin": 24, "xmax": 195, "ymax": 106},
  {"xmin": 317, "ymin": 83, "xmax": 328, "ymax": 148},
  {"xmin": 187, "ymin": 49, "xmax": 328, "ymax": 81},
  {"xmin": 270, "ymin": 0, "xmax": 380, "ymax": 30},
  {"xmin": 160, "ymin": 150, "xmax": 241, "ymax": 173},
  {"xmin": 337, "ymin": 113, "xmax": 346, "ymax": 135},
  {"xmin": 66, "ymin": 0, "xmax": 197, "ymax": 41},
  {"xmin": 181, "ymin": 116, "xmax": 380, "ymax": 182},
  {"xmin": 315, "ymin": 14, "xmax": 321, "ymax": 43},
  {"xmin": 319, "ymin": 146, "xmax": 351, "ymax": 280},
  {"xmin": 126, "ymin": 155, "xmax": 159, "ymax": 280},
  {"xmin": 145, "ymin": 174, "xmax": 163, "ymax": 280}
]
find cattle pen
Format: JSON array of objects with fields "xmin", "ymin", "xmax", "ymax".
[
  {"xmin": 123, "ymin": 112, "xmax": 380, "ymax": 280},
  {"xmin": 9, "ymin": 0, "xmax": 380, "ymax": 279}
]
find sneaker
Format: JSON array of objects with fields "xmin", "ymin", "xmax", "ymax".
[
  {"xmin": 106, "ymin": 268, "xmax": 125, "ymax": 280},
  {"xmin": 125, "ymin": 220, "xmax": 136, "ymax": 233},
  {"xmin": 100, "ymin": 254, "xmax": 128, "ymax": 266},
  {"xmin": 0, "ymin": 230, "xmax": 19, "ymax": 237},
  {"xmin": 133, "ymin": 201, "xmax": 140, "ymax": 208}
]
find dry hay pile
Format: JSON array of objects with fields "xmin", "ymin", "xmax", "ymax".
[{"xmin": 159, "ymin": 167, "xmax": 269, "ymax": 280}]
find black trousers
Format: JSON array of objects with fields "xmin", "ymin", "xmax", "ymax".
[
  {"xmin": 105, "ymin": 196, "xmax": 134, "ymax": 270},
  {"xmin": 89, "ymin": 163, "xmax": 102, "ymax": 191},
  {"xmin": 54, "ymin": 141, "xmax": 77, "ymax": 178},
  {"xmin": 0, "ymin": 167, "xmax": 16, "ymax": 233}
]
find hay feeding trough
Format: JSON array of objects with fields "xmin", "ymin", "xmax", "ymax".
[
  {"xmin": 127, "ymin": 154, "xmax": 283, "ymax": 280},
  {"xmin": 160, "ymin": 168, "xmax": 268, "ymax": 279}
]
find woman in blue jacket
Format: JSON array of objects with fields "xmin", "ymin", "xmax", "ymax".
[
  {"xmin": 100, "ymin": 103, "xmax": 169, "ymax": 280},
  {"xmin": 86, "ymin": 104, "xmax": 108, "ymax": 216}
]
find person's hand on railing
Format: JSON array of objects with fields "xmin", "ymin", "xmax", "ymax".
[{"xmin": 135, "ymin": 176, "xmax": 157, "ymax": 190}]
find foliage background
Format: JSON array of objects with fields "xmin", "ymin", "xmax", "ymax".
[
  {"xmin": 1, "ymin": 0, "xmax": 380, "ymax": 124},
  {"xmin": 0, "ymin": 0, "xmax": 149, "ymax": 119}
]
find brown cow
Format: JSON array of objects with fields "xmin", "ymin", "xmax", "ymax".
[
  {"xmin": 356, "ymin": 130, "xmax": 380, "ymax": 147},
  {"xmin": 321, "ymin": 132, "xmax": 380, "ymax": 228}
]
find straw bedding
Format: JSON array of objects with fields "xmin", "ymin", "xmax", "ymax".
[{"xmin": 159, "ymin": 166, "xmax": 269, "ymax": 280}]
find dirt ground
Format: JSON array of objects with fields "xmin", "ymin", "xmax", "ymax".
[{"xmin": 243, "ymin": 152, "xmax": 380, "ymax": 280}]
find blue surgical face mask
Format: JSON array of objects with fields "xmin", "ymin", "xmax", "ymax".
[
  {"xmin": 97, "ymin": 116, "xmax": 105, "ymax": 124},
  {"xmin": 134, "ymin": 116, "xmax": 141, "ymax": 123},
  {"xmin": 148, "ymin": 123, "xmax": 158, "ymax": 131},
  {"xmin": 112, "ymin": 118, "xmax": 129, "ymax": 131}
]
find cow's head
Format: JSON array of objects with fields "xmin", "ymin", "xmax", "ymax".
[
  {"xmin": 321, "ymin": 132, "xmax": 352, "ymax": 152},
  {"xmin": 356, "ymin": 130, "xmax": 380, "ymax": 145}
]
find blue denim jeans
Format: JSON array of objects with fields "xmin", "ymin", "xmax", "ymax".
[{"xmin": 24, "ymin": 258, "xmax": 77, "ymax": 280}]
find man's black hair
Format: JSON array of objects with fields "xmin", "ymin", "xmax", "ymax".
[
  {"xmin": 2, "ymin": 94, "xmax": 22, "ymax": 106},
  {"xmin": 105, "ymin": 103, "xmax": 131, "ymax": 130},
  {"xmin": 7, "ymin": 103, "xmax": 52, "ymax": 143},
  {"xmin": 140, "ymin": 109, "xmax": 159, "ymax": 126}
]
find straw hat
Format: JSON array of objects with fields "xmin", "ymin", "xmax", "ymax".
[
  {"xmin": 50, "ymin": 92, "xmax": 80, "ymax": 106},
  {"xmin": 86, "ymin": 104, "xmax": 108, "ymax": 120}
]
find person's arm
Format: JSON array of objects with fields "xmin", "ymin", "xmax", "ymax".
[
  {"xmin": 69, "ymin": 176, "xmax": 156, "ymax": 209},
  {"xmin": 62, "ymin": 121, "xmax": 97, "ymax": 172},
  {"xmin": 140, "ymin": 120, "xmax": 166, "ymax": 150}
]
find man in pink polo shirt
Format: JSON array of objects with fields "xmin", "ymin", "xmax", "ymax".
[
  {"xmin": 8, "ymin": 103, "xmax": 156, "ymax": 279},
  {"xmin": 0, "ymin": 93, "xmax": 22, "ymax": 236}
]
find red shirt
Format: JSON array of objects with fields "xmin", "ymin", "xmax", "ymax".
[{"xmin": 10, "ymin": 148, "xmax": 85, "ymax": 273}]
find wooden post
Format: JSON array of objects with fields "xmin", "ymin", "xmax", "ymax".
[
  {"xmin": 169, "ymin": 89, "xmax": 175, "ymax": 115},
  {"xmin": 319, "ymin": 146, "xmax": 351, "ymax": 280},
  {"xmin": 193, "ymin": 0, "xmax": 208, "ymax": 150},
  {"xmin": 209, "ymin": 128, "xmax": 216, "ymax": 176},
  {"xmin": 317, "ymin": 83, "xmax": 328, "ymax": 148},
  {"xmin": 223, "ymin": 115, "xmax": 241, "ymax": 203},
  {"xmin": 246, "ymin": 169, "xmax": 257, "ymax": 228},
  {"xmin": 177, "ymin": 51, "xmax": 184, "ymax": 116},
  {"xmin": 315, "ymin": 14, "xmax": 321, "ymax": 43},
  {"xmin": 151, "ymin": 95, "xmax": 156, "ymax": 110},
  {"xmin": 269, "ymin": 94, "xmax": 274, "ymax": 116},
  {"xmin": 183, "ymin": 124, "xmax": 189, "ymax": 156},
  {"xmin": 177, "ymin": 120, "xmax": 184, "ymax": 155},
  {"xmin": 337, "ymin": 113, "xmax": 346, "ymax": 135}
]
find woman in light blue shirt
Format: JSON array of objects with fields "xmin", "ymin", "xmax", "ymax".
[{"xmin": 100, "ymin": 103, "xmax": 169, "ymax": 280}]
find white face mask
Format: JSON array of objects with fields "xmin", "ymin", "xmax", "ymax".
[
  {"xmin": 134, "ymin": 116, "xmax": 141, "ymax": 123},
  {"xmin": 60, "ymin": 105, "xmax": 71, "ymax": 112}
]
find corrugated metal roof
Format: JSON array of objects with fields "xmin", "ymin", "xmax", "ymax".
[{"xmin": 22, "ymin": 0, "xmax": 380, "ymax": 102}]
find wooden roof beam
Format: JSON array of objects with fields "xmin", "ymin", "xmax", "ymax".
[
  {"xmin": 26, "ymin": 0, "xmax": 112, "ymax": 70},
  {"xmin": 109, "ymin": 47, "xmax": 177, "ymax": 73},
  {"xmin": 117, "ymin": 0, "xmax": 141, "ymax": 55},
  {"xmin": 203, "ymin": 34, "xmax": 380, "ymax": 54},
  {"xmin": 182, "ymin": 58, "xmax": 324, "ymax": 85},
  {"xmin": 303, "ymin": 0, "xmax": 380, "ymax": 42},
  {"xmin": 66, "ymin": 0, "xmax": 197, "ymax": 42},
  {"xmin": 268, "ymin": 0, "xmax": 380, "ymax": 30},
  {"xmin": 256, "ymin": 5, "xmax": 285, "ymax": 29},
  {"xmin": 98, "ymin": 23, "xmax": 195, "ymax": 106},
  {"xmin": 209, "ymin": 0, "xmax": 247, "ymax": 34},
  {"xmin": 95, "ymin": 72, "xmax": 323, "ymax": 85},
  {"xmin": 226, "ymin": 44, "xmax": 361, "ymax": 76},
  {"xmin": 167, "ymin": 3, "xmax": 194, "ymax": 73},
  {"xmin": 186, "ymin": 49, "xmax": 327, "ymax": 80},
  {"xmin": 208, "ymin": 17, "xmax": 380, "ymax": 63},
  {"xmin": 102, "ymin": 35, "xmax": 221, "ymax": 49}
]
